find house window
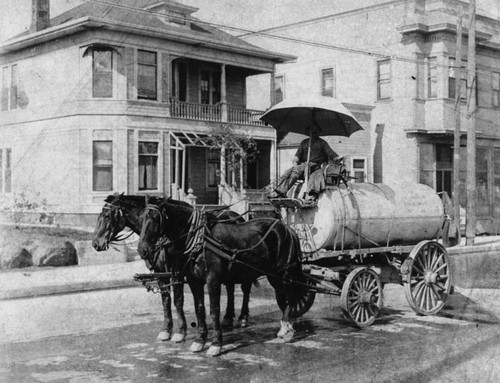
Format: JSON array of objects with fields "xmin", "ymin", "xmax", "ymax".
[
  {"xmin": 428, "ymin": 57, "xmax": 438, "ymax": 98},
  {"xmin": 436, "ymin": 144, "xmax": 452, "ymax": 197},
  {"xmin": 93, "ymin": 141, "xmax": 113, "ymax": 191},
  {"xmin": 448, "ymin": 58, "xmax": 467, "ymax": 100},
  {"xmin": 1, "ymin": 64, "xmax": 18, "ymax": 111},
  {"xmin": 351, "ymin": 158, "xmax": 367, "ymax": 183},
  {"xmin": 137, "ymin": 50, "xmax": 157, "ymax": 100},
  {"xmin": 493, "ymin": 72, "xmax": 500, "ymax": 107},
  {"xmin": 93, "ymin": 49, "xmax": 113, "ymax": 98},
  {"xmin": 200, "ymin": 69, "xmax": 220, "ymax": 105},
  {"xmin": 274, "ymin": 75, "xmax": 284, "ymax": 104},
  {"xmin": 377, "ymin": 60, "xmax": 391, "ymax": 100},
  {"xmin": 321, "ymin": 67, "xmax": 335, "ymax": 97},
  {"xmin": 139, "ymin": 141, "xmax": 158, "ymax": 190},
  {"xmin": 0, "ymin": 148, "xmax": 12, "ymax": 193}
]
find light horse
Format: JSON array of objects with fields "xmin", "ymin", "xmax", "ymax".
[
  {"xmin": 92, "ymin": 194, "xmax": 252, "ymax": 343},
  {"xmin": 137, "ymin": 198, "xmax": 307, "ymax": 356}
]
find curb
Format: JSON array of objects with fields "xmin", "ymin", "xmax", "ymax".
[{"xmin": 0, "ymin": 261, "xmax": 148, "ymax": 300}]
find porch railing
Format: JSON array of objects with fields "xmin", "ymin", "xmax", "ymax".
[
  {"xmin": 228, "ymin": 106, "xmax": 266, "ymax": 126},
  {"xmin": 170, "ymin": 99, "xmax": 266, "ymax": 126},
  {"xmin": 170, "ymin": 99, "xmax": 221, "ymax": 121}
]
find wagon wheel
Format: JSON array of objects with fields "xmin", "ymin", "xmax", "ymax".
[
  {"xmin": 341, "ymin": 267, "xmax": 383, "ymax": 328},
  {"xmin": 277, "ymin": 275, "xmax": 316, "ymax": 319},
  {"xmin": 403, "ymin": 240, "xmax": 452, "ymax": 315}
]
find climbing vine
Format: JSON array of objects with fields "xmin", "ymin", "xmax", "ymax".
[{"xmin": 200, "ymin": 123, "xmax": 260, "ymax": 168}]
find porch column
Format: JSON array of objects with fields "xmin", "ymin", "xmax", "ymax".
[
  {"xmin": 270, "ymin": 139, "xmax": 277, "ymax": 185},
  {"xmin": 270, "ymin": 70, "xmax": 276, "ymax": 106},
  {"xmin": 220, "ymin": 146, "xmax": 227, "ymax": 186},
  {"xmin": 220, "ymin": 64, "xmax": 228, "ymax": 122}
]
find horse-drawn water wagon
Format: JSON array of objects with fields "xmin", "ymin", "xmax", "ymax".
[{"xmin": 269, "ymin": 169, "xmax": 455, "ymax": 328}]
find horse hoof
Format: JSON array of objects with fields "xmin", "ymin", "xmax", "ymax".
[
  {"xmin": 240, "ymin": 319, "xmax": 248, "ymax": 328},
  {"xmin": 281, "ymin": 329, "xmax": 295, "ymax": 343},
  {"xmin": 171, "ymin": 333, "xmax": 186, "ymax": 343},
  {"xmin": 207, "ymin": 345, "xmax": 222, "ymax": 357},
  {"xmin": 190, "ymin": 342, "xmax": 205, "ymax": 353},
  {"xmin": 277, "ymin": 321, "xmax": 294, "ymax": 341},
  {"xmin": 157, "ymin": 331, "xmax": 171, "ymax": 342}
]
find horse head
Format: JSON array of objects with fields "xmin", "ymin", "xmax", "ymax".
[
  {"xmin": 92, "ymin": 194, "xmax": 128, "ymax": 251},
  {"xmin": 137, "ymin": 199, "xmax": 193, "ymax": 261}
]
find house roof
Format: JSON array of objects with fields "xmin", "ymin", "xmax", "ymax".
[{"xmin": 1, "ymin": 0, "xmax": 294, "ymax": 63}]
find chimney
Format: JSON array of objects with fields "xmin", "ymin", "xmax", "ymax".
[{"xmin": 31, "ymin": 0, "xmax": 50, "ymax": 32}]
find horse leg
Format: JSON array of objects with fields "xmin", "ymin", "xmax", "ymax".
[
  {"xmin": 157, "ymin": 278, "xmax": 173, "ymax": 341},
  {"xmin": 188, "ymin": 279, "xmax": 207, "ymax": 353},
  {"xmin": 207, "ymin": 278, "xmax": 223, "ymax": 357},
  {"xmin": 171, "ymin": 277, "xmax": 187, "ymax": 343},
  {"xmin": 222, "ymin": 283, "xmax": 235, "ymax": 328},
  {"xmin": 238, "ymin": 282, "xmax": 252, "ymax": 328},
  {"xmin": 267, "ymin": 277, "xmax": 295, "ymax": 342},
  {"xmin": 279, "ymin": 283, "xmax": 296, "ymax": 342}
]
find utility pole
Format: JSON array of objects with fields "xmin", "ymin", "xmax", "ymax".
[
  {"xmin": 453, "ymin": 6, "xmax": 463, "ymax": 240},
  {"xmin": 466, "ymin": 0, "xmax": 476, "ymax": 246}
]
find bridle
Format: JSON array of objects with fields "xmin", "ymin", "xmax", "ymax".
[{"xmin": 101, "ymin": 203, "xmax": 135, "ymax": 243}]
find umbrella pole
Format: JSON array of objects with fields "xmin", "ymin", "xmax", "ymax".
[{"xmin": 303, "ymin": 131, "xmax": 312, "ymax": 199}]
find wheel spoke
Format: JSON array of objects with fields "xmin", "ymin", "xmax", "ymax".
[
  {"xmin": 429, "ymin": 283, "xmax": 441, "ymax": 303},
  {"xmin": 413, "ymin": 281, "xmax": 425, "ymax": 303},
  {"xmin": 430, "ymin": 252, "xmax": 443, "ymax": 271},
  {"xmin": 416, "ymin": 255, "xmax": 427, "ymax": 273},
  {"xmin": 434, "ymin": 262, "xmax": 448, "ymax": 274}
]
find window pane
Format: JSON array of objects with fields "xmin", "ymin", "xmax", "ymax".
[
  {"xmin": 354, "ymin": 171, "xmax": 365, "ymax": 183},
  {"xmin": 139, "ymin": 141, "xmax": 158, "ymax": 190},
  {"xmin": 139, "ymin": 156, "xmax": 158, "ymax": 190},
  {"xmin": 377, "ymin": 60, "xmax": 391, "ymax": 100},
  {"xmin": 93, "ymin": 141, "xmax": 112, "ymax": 191},
  {"xmin": 93, "ymin": 50, "xmax": 112, "ymax": 98},
  {"xmin": 353, "ymin": 159, "xmax": 365, "ymax": 169},
  {"xmin": 139, "ymin": 142, "xmax": 158, "ymax": 154},
  {"xmin": 138, "ymin": 65, "xmax": 157, "ymax": 100},
  {"xmin": 138, "ymin": 50, "xmax": 157, "ymax": 66},
  {"xmin": 322, "ymin": 68, "xmax": 334, "ymax": 97}
]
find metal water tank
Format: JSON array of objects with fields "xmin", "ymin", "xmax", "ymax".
[{"xmin": 285, "ymin": 182, "xmax": 445, "ymax": 252}]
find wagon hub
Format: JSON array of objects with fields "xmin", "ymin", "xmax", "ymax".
[
  {"xmin": 359, "ymin": 291, "xmax": 374, "ymax": 304},
  {"xmin": 424, "ymin": 271, "xmax": 438, "ymax": 285}
]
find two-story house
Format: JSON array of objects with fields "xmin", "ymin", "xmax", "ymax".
[
  {"xmin": 242, "ymin": 0, "xmax": 500, "ymax": 233},
  {"xmin": 0, "ymin": 0, "xmax": 292, "ymax": 226}
]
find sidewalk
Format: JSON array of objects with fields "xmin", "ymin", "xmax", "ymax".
[
  {"xmin": 1, "ymin": 235, "xmax": 500, "ymax": 301},
  {"xmin": 0, "ymin": 260, "xmax": 149, "ymax": 300}
]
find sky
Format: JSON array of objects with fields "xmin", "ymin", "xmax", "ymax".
[{"xmin": 1, "ymin": 0, "xmax": 499, "ymax": 43}]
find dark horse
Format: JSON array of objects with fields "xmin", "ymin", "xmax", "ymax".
[
  {"xmin": 92, "ymin": 194, "xmax": 252, "ymax": 343},
  {"xmin": 137, "ymin": 197, "xmax": 307, "ymax": 356}
]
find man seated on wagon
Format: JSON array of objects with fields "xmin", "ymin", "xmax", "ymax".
[{"xmin": 270, "ymin": 125, "xmax": 338, "ymax": 201}]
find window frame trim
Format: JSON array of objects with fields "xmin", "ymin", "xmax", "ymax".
[
  {"xmin": 137, "ymin": 49, "xmax": 158, "ymax": 101},
  {"xmin": 376, "ymin": 59, "xmax": 392, "ymax": 101},
  {"xmin": 320, "ymin": 66, "xmax": 336, "ymax": 98}
]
